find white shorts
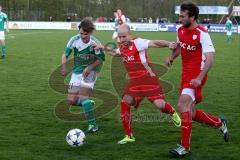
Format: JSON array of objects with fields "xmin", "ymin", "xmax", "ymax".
[
  {"xmin": 0, "ymin": 31, "xmax": 5, "ymax": 40},
  {"xmin": 181, "ymin": 88, "xmax": 195, "ymax": 102},
  {"xmin": 68, "ymin": 71, "xmax": 97, "ymax": 93},
  {"xmin": 226, "ymin": 31, "xmax": 232, "ymax": 36},
  {"xmin": 112, "ymin": 31, "xmax": 118, "ymax": 40}
]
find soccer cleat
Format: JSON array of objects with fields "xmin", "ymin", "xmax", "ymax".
[
  {"xmin": 1, "ymin": 55, "xmax": 5, "ymax": 59},
  {"xmin": 169, "ymin": 144, "xmax": 191, "ymax": 157},
  {"xmin": 86, "ymin": 124, "xmax": 98, "ymax": 133},
  {"xmin": 170, "ymin": 112, "xmax": 181, "ymax": 127},
  {"xmin": 117, "ymin": 135, "xmax": 135, "ymax": 145},
  {"xmin": 90, "ymin": 100, "xmax": 95, "ymax": 106},
  {"xmin": 219, "ymin": 118, "xmax": 229, "ymax": 142}
]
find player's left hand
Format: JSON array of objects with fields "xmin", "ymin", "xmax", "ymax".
[
  {"xmin": 168, "ymin": 42, "xmax": 177, "ymax": 50},
  {"xmin": 83, "ymin": 66, "xmax": 92, "ymax": 78},
  {"xmin": 190, "ymin": 78, "xmax": 201, "ymax": 88}
]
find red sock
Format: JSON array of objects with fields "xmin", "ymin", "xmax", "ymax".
[
  {"xmin": 181, "ymin": 111, "xmax": 192, "ymax": 150},
  {"xmin": 161, "ymin": 103, "xmax": 175, "ymax": 115},
  {"xmin": 193, "ymin": 109, "xmax": 221, "ymax": 127},
  {"xmin": 120, "ymin": 101, "xmax": 132, "ymax": 137}
]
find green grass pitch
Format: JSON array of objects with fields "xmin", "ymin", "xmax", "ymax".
[{"xmin": 0, "ymin": 30, "xmax": 239, "ymax": 160}]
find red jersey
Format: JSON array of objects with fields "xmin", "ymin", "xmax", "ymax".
[
  {"xmin": 177, "ymin": 25, "xmax": 215, "ymax": 82},
  {"xmin": 115, "ymin": 38, "xmax": 164, "ymax": 103},
  {"xmin": 118, "ymin": 15, "xmax": 126, "ymax": 25},
  {"xmin": 116, "ymin": 38, "xmax": 151, "ymax": 80}
]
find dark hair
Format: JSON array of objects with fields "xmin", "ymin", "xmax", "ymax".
[
  {"xmin": 78, "ymin": 18, "xmax": 95, "ymax": 33},
  {"xmin": 180, "ymin": 1, "xmax": 199, "ymax": 20}
]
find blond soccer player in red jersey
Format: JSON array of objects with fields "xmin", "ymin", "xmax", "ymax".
[{"xmin": 94, "ymin": 24, "xmax": 182, "ymax": 145}]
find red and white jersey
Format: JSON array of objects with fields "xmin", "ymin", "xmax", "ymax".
[
  {"xmin": 118, "ymin": 15, "xmax": 126, "ymax": 25},
  {"xmin": 115, "ymin": 38, "xmax": 151, "ymax": 80},
  {"xmin": 177, "ymin": 25, "xmax": 215, "ymax": 81}
]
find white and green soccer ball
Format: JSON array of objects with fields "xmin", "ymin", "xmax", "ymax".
[{"xmin": 66, "ymin": 129, "xmax": 86, "ymax": 147}]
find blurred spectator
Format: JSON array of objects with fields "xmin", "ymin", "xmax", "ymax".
[
  {"xmin": 156, "ymin": 17, "xmax": 159, "ymax": 24},
  {"xmin": 144, "ymin": 18, "xmax": 147, "ymax": 23},
  {"xmin": 49, "ymin": 16, "xmax": 53, "ymax": 22},
  {"xmin": 126, "ymin": 17, "xmax": 131, "ymax": 22},
  {"xmin": 66, "ymin": 16, "xmax": 71, "ymax": 22},
  {"xmin": 149, "ymin": 17, "xmax": 153, "ymax": 23},
  {"xmin": 159, "ymin": 18, "xmax": 168, "ymax": 23}
]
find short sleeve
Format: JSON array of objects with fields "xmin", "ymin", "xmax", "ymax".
[
  {"xmin": 4, "ymin": 13, "xmax": 7, "ymax": 20},
  {"xmin": 121, "ymin": 15, "xmax": 126, "ymax": 23},
  {"xmin": 91, "ymin": 36, "xmax": 105, "ymax": 61},
  {"xmin": 200, "ymin": 32, "xmax": 215, "ymax": 54},
  {"xmin": 134, "ymin": 38, "xmax": 150, "ymax": 52},
  {"xmin": 176, "ymin": 26, "xmax": 181, "ymax": 43},
  {"xmin": 95, "ymin": 49, "xmax": 105, "ymax": 61},
  {"xmin": 64, "ymin": 37, "xmax": 75, "ymax": 58}
]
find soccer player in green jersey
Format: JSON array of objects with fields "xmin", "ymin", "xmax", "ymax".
[
  {"xmin": 61, "ymin": 18, "xmax": 105, "ymax": 133},
  {"xmin": 225, "ymin": 16, "xmax": 233, "ymax": 41},
  {"xmin": 0, "ymin": 5, "xmax": 9, "ymax": 59},
  {"xmin": 112, "ymin": 11, "xmax": 119, "ymax": 41}
]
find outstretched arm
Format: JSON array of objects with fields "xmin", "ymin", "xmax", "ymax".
[
  {"xmin": 92, "ymin": 43, "xmax": 120, "ymax": 57},
  {"xmin": 148, "ymin": 40, "xmax": 177, "ymax": 49}
]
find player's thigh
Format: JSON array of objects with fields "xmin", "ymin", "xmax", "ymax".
[
  {"xmin": 67, "ymin": 93, "xmax": 78, "ymax": 105},
  {"xmin": 78, "ymin": 72, "xmax": 96, "ymax": 100},
  {"xmin": 178, "ymin": 93, "xmax": 195, "ymax": 113},
  {"xmin": 190, "ymin": 102, "xmax": 197, "ymax": 118},
  {"xmin": 68, "ymin": 73, "xmax": 81, "ymax": 93},
  {"xmin": 0, "ymin": 31, "xmax": 5, "ymax": 44},
  {"xmin": 0, "ymin": 40, "xmax": 5, "ymax": 45},
  {"xmin": 78, "ymin": 87, "xmax": 92, "ymax": 100}
]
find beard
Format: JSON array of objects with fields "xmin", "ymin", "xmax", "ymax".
[{"xmin": 183, "ymin": 21, "xmax": 191, "ymax": 28}]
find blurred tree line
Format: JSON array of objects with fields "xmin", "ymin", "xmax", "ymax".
[{"xmin": 0, "ymin": 0, "xmax": 238, "ymax": 23}]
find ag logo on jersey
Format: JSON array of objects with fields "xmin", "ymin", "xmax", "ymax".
[{"xmin": 193, "ymin": 35, "xmax": 197, "ymax": 40}]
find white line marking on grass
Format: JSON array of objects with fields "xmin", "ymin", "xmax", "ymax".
[
  {"xmin": 7, "ymin": 31, "xmax": 54, "ymax": 36},
  {"xmin": 6, "ymin": 31, "xmax": 54, "ymax": 40},
  {"xmin": 6, "ymin": 35, "xmax": 16, "ymax": 39}
]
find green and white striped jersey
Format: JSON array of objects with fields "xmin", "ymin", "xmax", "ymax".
[
  {"xmin": 114, "ymin": 18, "xmax": 119, "ymax": 31},
  {"xmin": 225, "ymin": 20, "xmax": 232, "ymax": 32},
  {"xmin": 0, "ymin": 12, "xmax": 7, "ymax": 31},
  {"xmin": 64, "ymin": 35, "xmax": 105, "ymax": 74}
]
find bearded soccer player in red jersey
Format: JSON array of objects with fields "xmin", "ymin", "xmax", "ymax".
[
  {"xmin": 166, "ymin": 2, "xmax": 229, "ymax": 156},
  {"xmin": 96, "ymin": 24, "xmax": 182, "ymax": 145}
]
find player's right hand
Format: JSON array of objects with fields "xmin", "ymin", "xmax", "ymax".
[
  {"xmin": 165, "ymin": 57, "xmax": 173, "ymax": 67},
  {"xmin": 61, "ymin": 68, "xmax": 67, "ymax": 76},
  {"xmin": 91, "ymin": 43, "xmax": 104, "ymax": 50}
]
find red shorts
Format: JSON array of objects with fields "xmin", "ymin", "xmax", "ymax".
[
  {"xmin": 179, "ymin": 76, "xmax": 208, "ymax": 104},
  {"xmin": 123, "ymin": 76, "xmax": 165, "ymax": 109}
]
